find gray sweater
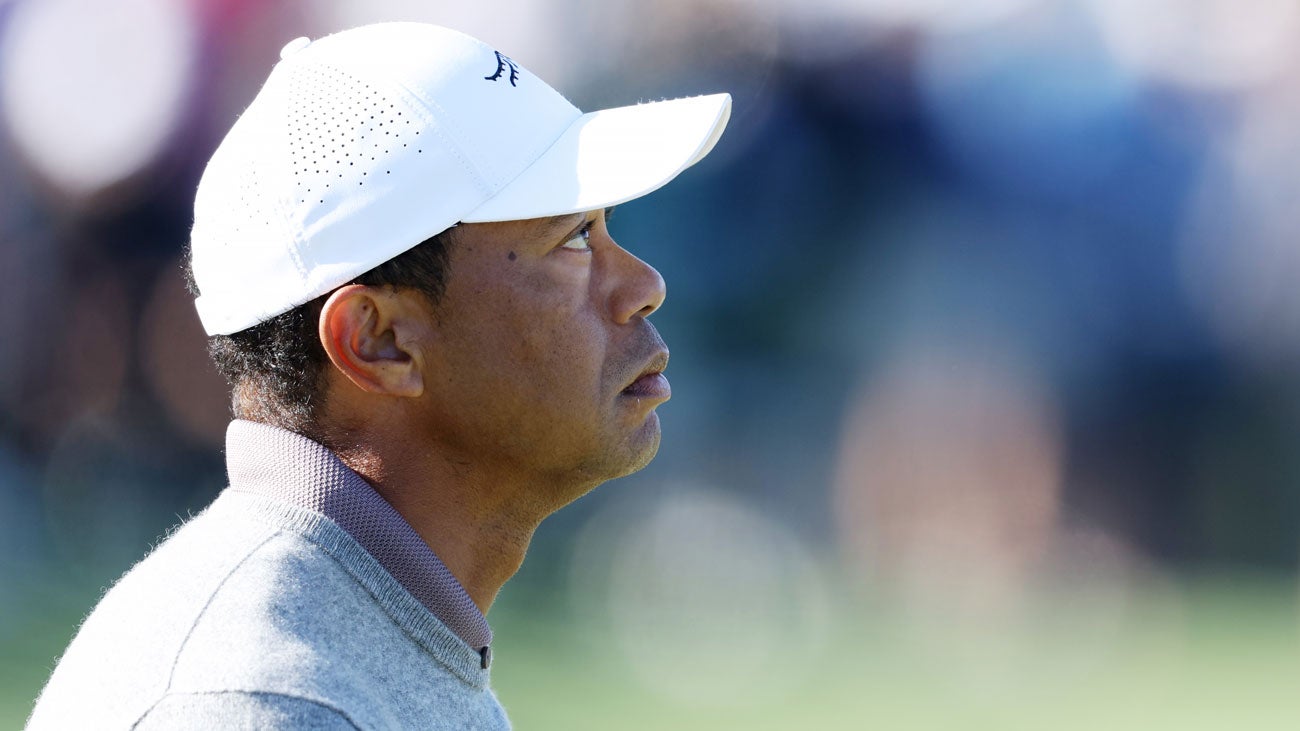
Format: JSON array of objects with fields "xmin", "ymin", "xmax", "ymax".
[{"xmin": 27, "ymin": 424, "xmax": 510, "ymax": 730}]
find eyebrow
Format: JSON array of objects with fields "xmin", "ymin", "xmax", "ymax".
[
  {"xmin": 532, "ymin": 206, "xmax": 617, "ymax": 239},
  {"xmin": 532, "ymin": 212, "xmax": 585, "ymax": 238}
]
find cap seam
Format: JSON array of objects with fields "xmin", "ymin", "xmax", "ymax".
[
  {"xmin": 460, "ymin": 108, "xmax": 586, "ymax": 220},
  {"xmin": 268, "ymin": 60, "xmax": 312, "ymax": 284},
  {"xmin": 407, "ymin": 30, "xmax": 521, "ymax": 190},
  {"xmin": 385, "ymin": 75, "xmax": 496, "ymax": 196},
  {"xmin": 276, "ymin": 110, "xmax": 311, "ymax": 284}
]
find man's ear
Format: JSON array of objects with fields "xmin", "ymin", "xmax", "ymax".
[{"xmin": 318, "ymin": 284, "xmax": 425, "ymax": 398}]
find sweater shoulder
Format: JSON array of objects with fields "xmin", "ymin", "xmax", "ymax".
[
  {"xmin": 28, "ymin": 495, "xmax": 508, "ymax": 731},
  {"xmin": 27, "ymin": 501, "xmax": 282, "ymax": 728}
]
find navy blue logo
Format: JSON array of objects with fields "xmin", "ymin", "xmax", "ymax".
[{"xmin": 484, "ymin": 51, "xmax": 519, "ymax": 87}]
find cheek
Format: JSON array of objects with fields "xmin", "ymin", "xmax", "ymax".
[
  {"xmin": 500, "ymin": 273, "xmax": 603, "ymax": 376},
  {"xmin": 440, "ymin": 258, "xmax": 609, "ymax": 398},
  {"xmin": 513, "ymin": 310, "xmax": 606, "ymax": 389}
]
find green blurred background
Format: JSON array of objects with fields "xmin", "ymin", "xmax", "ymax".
[{"xmin": 3, "ymin": 0, "xmax": 1300, "ymax": 727}]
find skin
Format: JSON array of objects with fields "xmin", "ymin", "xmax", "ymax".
[{"xmin": 314, "ymin": 208, "xmax": 668, "ymax": 613}]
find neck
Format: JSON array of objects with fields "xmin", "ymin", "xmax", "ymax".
[{"xmin": 325, "ymin": 425, "xmax": 557, "ymax": 615}]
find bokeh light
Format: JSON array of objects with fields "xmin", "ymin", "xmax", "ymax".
[
  {"xmin": 779, "ymin": 0, "xmax": 1044, "ymax": 36},
  {"xmin": 1179, "ymin": 86, "xmax": 1300, "ymax": 371},
  {"xmin": 569, "ymin": 485, "xmax": 831, "ymax": 706},
  {"xmin": 1088, "ymin": 0, "xmax": 1300, "ymax": 91},
  {"xmin": 0, "ymin": 0, "xmax": 197, "ymax": 199},
  {"xmin": 835, "ymin": 338, "xmax": 1065, "ymax": 613}
]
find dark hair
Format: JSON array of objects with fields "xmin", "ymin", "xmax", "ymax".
[{"xmin": 184, "ymin": 228, "xmax": 457, "ymax": 437}]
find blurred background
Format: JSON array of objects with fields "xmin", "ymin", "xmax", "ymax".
[{"xmin": 3, "ymin": 0, "xmax": 1300, "ymax": 727}]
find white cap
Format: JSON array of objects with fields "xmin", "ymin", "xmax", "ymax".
[{"xmin": 191, "ymin": 22, "xmax": 731, "ymax": 335}]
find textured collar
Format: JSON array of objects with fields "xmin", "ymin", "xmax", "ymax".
[{"xmin": 223, "ymin": 420, "xmax": 492, "ymax": 651}]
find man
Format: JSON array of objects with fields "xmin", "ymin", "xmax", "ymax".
[{"xmin": 27, "ymin": 22, "xmax": 729, "ymax": 729}]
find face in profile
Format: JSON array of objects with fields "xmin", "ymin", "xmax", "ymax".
[{"xmin": 409, "ymin": 208, "xmax": 670, "ymax": 500}]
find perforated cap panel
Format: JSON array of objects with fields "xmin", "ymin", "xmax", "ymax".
[{"xmin": 286, "ymin": 63, "xmax": 427, "ymax": 207}]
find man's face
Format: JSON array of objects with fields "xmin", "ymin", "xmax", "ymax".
[{"xmin": 411, "ymin": 208, "xmax": 669, "ymax": 496}]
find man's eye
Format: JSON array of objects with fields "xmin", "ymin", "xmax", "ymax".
[{"xmin": 561, "ymin": 223, "xmax": 593, "ymax": 251}]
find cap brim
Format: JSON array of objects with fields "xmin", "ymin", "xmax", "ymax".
[{"xmin": 461, "ymin": 93, "xmax": 731, "ymax": 223}]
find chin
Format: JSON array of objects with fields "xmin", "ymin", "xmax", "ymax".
[
  {"xmin": 621, "ymin": 431, "xmax": 662, "ymax": 478},
  {"xmin": 613, "ymin": 411, "xmax": 663, "ymax": 478},
  {"xmin": 574, "ymin": 411, "xmax": 662, "ymax": 487}
]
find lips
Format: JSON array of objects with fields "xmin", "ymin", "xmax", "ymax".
[
  {"xmin": 622, "ymin": 350, "xmax": 671, "ymax": 401},
  {"xmin": 623, "ymin": 371, "xmax": 670, "ymax": 399}
]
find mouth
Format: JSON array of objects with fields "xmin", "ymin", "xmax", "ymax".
[{"xmin": 621, "ymin": 350, "xmax": 671, "ymax": 401}]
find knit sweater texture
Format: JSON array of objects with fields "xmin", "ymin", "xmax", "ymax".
[{"xmin": 26, "ymin": 425, "xmax": 510, "ymax": 730}]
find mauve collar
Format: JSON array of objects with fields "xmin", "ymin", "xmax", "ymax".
[{"xmin": 223, "ymin": 420, "xmax": 492, "ymax": 651}]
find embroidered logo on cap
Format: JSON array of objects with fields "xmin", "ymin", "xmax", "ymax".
[{"xmin": 484, "ymin": 51, "xmax": 519, "ymax": 86}]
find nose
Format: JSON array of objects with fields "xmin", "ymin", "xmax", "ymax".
[{"xmin": 607, "ymin": 242, "xmax": 666, "ymax": 324}]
